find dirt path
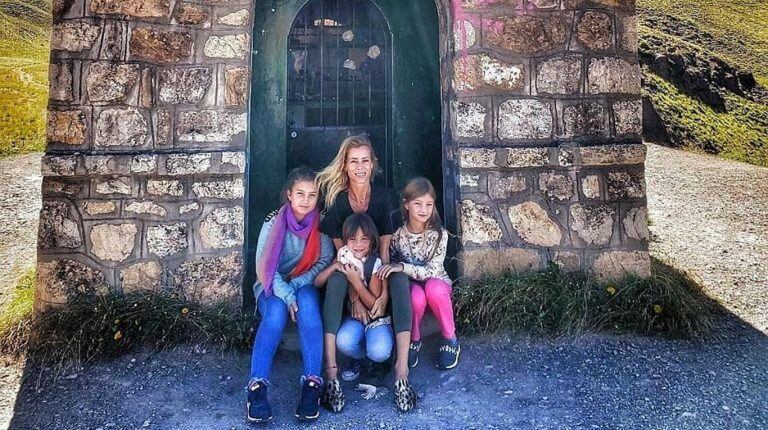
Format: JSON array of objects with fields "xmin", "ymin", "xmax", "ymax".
[
  {"xmin": 646, "ymin": 143, "xmax": 768, "ymax": 333},
  {"xmin": 0, "ymin": 153, "xmax": 41, "ymax": 307}
]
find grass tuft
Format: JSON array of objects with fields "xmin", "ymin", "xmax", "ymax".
[
  {"xmin": 0, "ymin": 268, "xmax": 35, "ymax": 356},
  {"xmin": 454, "ymin": 258, "xmax": 717, "ymax": 341}
]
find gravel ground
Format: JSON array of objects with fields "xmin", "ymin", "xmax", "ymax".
[
  {"xmin": 2, "ymin": 145, "xmax": 768, "ymax": 429},
  {"xmin": 0, "ymin": 153, "xmax": 41, "ymax": 307},
  {"xmin": 646, "ymin": 144, "xmax": 768, "ymax": 333}
]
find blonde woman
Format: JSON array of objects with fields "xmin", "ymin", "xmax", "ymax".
[{"xmin": 316, "ymin": 135, "xmax": 417, "ymax": 412}]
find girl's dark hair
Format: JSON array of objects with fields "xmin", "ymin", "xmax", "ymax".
[
  {"xmin": 341, "ymin": 212, "xmax": 379, "ymax": 255},
  {"xmin": 281, "ymin": 166, "xmax": 318, "ymax": 204},
  {"xmin": 402, "ymin": 177, "xmax": 443, "ymax": 259}
]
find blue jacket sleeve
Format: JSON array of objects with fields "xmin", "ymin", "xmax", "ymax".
[
  {"xmin": 289, "ymin": 233, "xmax": 335, "ymax": 289},
  {"xmin": 254, "ymin": 217, "xmax": 296, "ymax": 307}
]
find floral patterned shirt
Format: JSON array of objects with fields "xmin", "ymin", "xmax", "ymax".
[{"xmin": 389, "ymin": 226, "xmax": 450, "ymax": 283}]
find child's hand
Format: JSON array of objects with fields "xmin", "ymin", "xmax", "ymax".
[
  {"xmin": 351, "ymin": 300, "xmax": 370, "ymax": 325},
  {"xmin": 369, "ymin": 295, "xmax": 387, "ymax": 319},
  {"xmin": 340, "ymin": 263, "xmax": 362, "ymax": 281},
  {"xmin": 288, "ymin": 302, "xmax": 299, "ymax": 323},
  {"xmin": 377, "ymin": 263, "xmax": 404, "ymax": 279},
  {"xmin": 330, "ymin": 260, "xmax": 343, "ymax": 272}
]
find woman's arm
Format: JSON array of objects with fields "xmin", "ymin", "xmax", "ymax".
[
  {"xmin": 341, "ymin": 265, "xmax": 377, "ymax": 309},
  {"xmin": 314, "ymin": 260, "xmax": 341, "ymax": 287},
  {"xmin": 379, "ymin": 234, "xmax": 392, "ymax": 263}
]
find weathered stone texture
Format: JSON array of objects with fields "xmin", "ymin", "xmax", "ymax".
[
  {"xmin": 505, "ymin": 148, "xmax": 550, "ymax": 168},
  {"xmin": 174, "ymin": 252, "xmax": 242, "ymax": 306},
  {"xmin": 47, "ymin": 110, "xmax": 87, "ymax": 146},
  {"xmin": 90, "ymin": 0, "xmax": 170, "ymax": 17},
  {"xmin": 166, "ymin": 153, "xmax": 212, "ymax": 175},
  {"xmin": 95, "ymin": 177, "xmax": 135, "ymax": 195},
  {"xmin": 147, "ymin": 223, "xmax": 188, "ymax": 257},
  {"xmin": 498, "ymin": 99, "xmax": 552, "ymax": 140},
  {"xmin": 592, "ymin": 251, "xmax": 652, "ymax": 281},
  {"xmin": 554, "ymin": 251, "xmax": 581, "ymax": 272},
  {"xmin": 484, "ymin": 15, "xmax": 567, "ymax": 54},
  {"xmin": 224, "ymin": 67, "xmax": 249, "ymax": 107},
  {"xmin": 576, "ymin": 11, "xmax": 614, "ymax": 50},
  {"xmin": 488, "ymin": 173, "xmax": 527, "ymax": 200},
  {"xmin": 539, "ymin": 172, "xmax": 574, "ymax": 201},
  {"xmin": 176, "ymin": 111, "xmax": 247, "ymax": 142},
  {"xmin": 200, "ymin": 207, "xmax": 244, "ymax": 249},
  {"xmin": 192, "ymin": 178, "xmax": 244, "ymax": 199},
  {"xmin": 581, "ymin": 175, "xmax": 601, "ymax": 199},
  {"xmin": 51, "ymin": 22, "xmax": 101, "ymax": 52},
  {"xmin": 37, "ymin": 259, "xmax": 109, "ymax": 305},
  {"xmin": 221, "ymin": 152, "xmax": 246, "ymax": 172},
  {"xmin": 218, "ymin": 10, "xmax": 250, "ymax": 26},
  {"xmin": 588, "ymin": 58, "xmax": 641, "ymax": 94},
  {"xmin": 147, "ymin": 179, "xmax": 183, "ymax": 196},
  {"xmin": 563, "ymin": 102, "xmax": 605, "ymax": 137},
  {"xmin": 204, "ymin": 34, "xmax": 249, "ymax": 59},
  {"xmin": 613, "ymin": 99, "xmax": 642, "ymax": 136},
  {"xmin": 624, "ymin": 207, "xmax": 650, "ymax": 241},
  {"xmin": 158, "ymin": 67, "xmax": 213, "ymax": 104},
  {"xmin": 83, "ymin": 201, "xmax": 116, "ymax": 215},
  {"xmin": 49, "ymin": 63, "xmax": 74, "ymax": 102},
  {"xmin": 507, "ymin": 202, "xmax": 562, "ymax": 247},
  {"xmin": 86, "ymin": 63, "xmax": 140, "ymax": 103},
  {"xmin": 454, "ymin": 54, "xmax": 525, "ymax": 92},
  {"xmin": 130, "ymin": 27, "xmax": 193, "ymax": 63},
  {"xmin": 461, "ymin": 200, "xmax": 503, "ymax": 244},
  {"xmin": 125, "ymin": 201, "xmax": 167, "ymax": 217},
  {"xmin": 453, "ymin": 101, "xmax": 487, "ymax": 138},
  {"xmin": 607, "ymin": 171, "xmax": 645, "ymax": 200},
  {"xmin": 536, "ymin": 56, "xmax": 582, "ymax": 94},
  {"xmin": 453, "ymin": 20, "xmax": 476, "ymax": 51},
  {"xmin": 459, "ymin": 148, "xmax": 496, "ymax": 169},
  {"xmin": 131, "ymin": 154, "xmax": 157, "ymax": 173},
  {"xmin": 461, "ymin": 248, "xmax": 542, "ymax": 279},
  {"xmin": 570, "ymin": 203, "xmax": 615, "ymax": 246},
  {"xmin": 173, "ymin": 4, "xmax": 208, "ymax": 25},
  {"xmin": 121, "ymin": 261, "xmax": 162, "ymax": 293},
  {"xmin": 90, "ymin": 223, "xmax": 137, "ymax": 262},
  {"xmin": 580, "ymin": 144, "xmax": 645, "ymax": 166},
  {"xmin": 39, "ymin": 201, "xmax": 82, "ymax": 249},
  {"xmin": 41, "ymin": 155, "xmax": 77, "ymax": 176},
  {"xmin": 94, "ymin": 108, "xmax": 151, "ymax": 147}
]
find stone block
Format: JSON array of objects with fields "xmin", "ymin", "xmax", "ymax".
[
  {"xmin": 203, "ymin": 34, "xmax": 249, "ymax": 59},
  {"xmin": 36, "ymin": 259, "xmax": 109, "ymax": 305},
  {"xmin": 41, "ymin": 155, "xmax": 78, "ymax": 176},
  {"xmin": 83, "ymin": 200, "xmax": 117, "ymax": 216},
  {"xmin": 579, "ymin": 144, "xmax": 645, "ymax": 166},
  {"xmin": 84, "ymin": 155, "xmax": 122, "ymax": 174},
  {"xmin": 125, "ymin": 201, "xmax": 167, "ymax": 217},
  {"xmin": 43, "ymin": 178, "xmax": 85, "ymax": 196},
  {"xmin": 620, "ymin": 15, "xmax": 638, "ymax": 52},
  {"xmin": 623, "ymin": 207, "xmax": 649, "ymax": 241},
  {"xmin": 199, "ymin": 207, "xmax": 244, "ymax": 249},
  {"xmin": 221, "ymin": 152, "xmax": 246, "ymax": 172},
  {"xmin": 154, "ymin": 109, "xmax": 172, "ymax": 146},
  {"xmin": 498, "ymin": 99, "xmax": 552, "ymax": 140},
  {"xmin": 459, "ymin": 148, "xmax": 496, "ymax": 169},
  {"xmin": 89, "ymin": 223, "xmax": 138, "ymax": 262},
  {"xmin": 453, "ymin": 20, "xmax": 476, "ymax": 51},
  {"xmin": 94, "ymin": 177, "xmax": 135, "ymax": 196},
  {"xmin": 563, "ymin": 102, "xmax": 605, "ymax": 137},
  {"xmin": 90, "ymin": 0, "xmax": 170, "ymax": 18},
  {"xmin": 592, "ymin": 251, "xmax": 651, "ymax": 281},
  {"xmin": 179, "ymin": 201, "xmax": 200, "ymax": 214},
  {"xmin": 192, "ymin": 178, "xmax": 244, "ymax": 199},
  {"xmin": 460, "ymin": 0, "xmax": 521, "ymax": 8},
  {"xmin": 166, "ymin": 153, "xmax": 212, "ymax": 175},
  {"xmin": 488, "ymin": 172, "xmax": 527, "ymax": 199},
  {"xmin": 51, "ymin": 22, "xmax": 101, "ymax": 52},
  {"xmin": 554, "ymin": 251, "xmax": 582, "ymax": 272},
  {"xmin": 121, "ymin": 261, "xmax": 162, "ymax": 293},
  {"xmin": 460, "ymin": 173, "xmax": 480, "ymax": 188},
  {"xmin": 538, "ymin": 172, "xmax": 574, "ymax": 201},
  {"xmin": 460, "ymin": 200, "xmax": 503, "ymax": 244},
  {"xmin": 176, "ymin": 111, "xmax": 247, "ymax": 142},
  {"xmin": 94, "ymin": 108, "xmax": 151, "ymax": 147},
  {"xmin": 147, "ymin": 223, "xmax": 188, "ymax": 257},
  {"xmin": 173, "ymin": 3, "xmax": 209, "ymax": 26},
  {"xmin": 158, "ymin": 67, "xmax": 213, "ymax": 104},
  {"xmin": 588, "ymin": 57, "xmax": 641, "ymax": 94},
  {"xmin": 131, "ymin": 154, "xmax": 157, "ymax": 173},
  {"xmin": 529, "ymin": 0, "xmax": 560, "ymax": 10},
  {"xmin": 453, "ymin": 101, "xmax": 487, "ymax": 139},
  {"xmin": 49, "ymin": 62, "xmax": 74, "ymax": 102},
  {"xmin": 460, "ymin": 248, "xmax": 541, "ymax": 279},
  {"xmin": 147, "ymin": 179, "xmax": 183, "ymax": 196},
  {"xmin": 130, "ymin": 27, "xmax": 193, "ymax": 63},
  {"xmin": 536, "ymin": 56, "xmax": 582, "ymax": 95},
  {"xmin": 224, "ymin": 67, "xmax": 249, "ymax": 107},
  {"xmin": 613, "ymin": 99, "xmax": 642, "ymax": 136},
  {"xmin": 581, "ymin": 175, "xmax": 602, "ymax": 199},
  {"xmin": 564, "ymin": 0, "xmax": 635, "ymax": 9},
  {"xmin": 47, "ymin": 110, "xmax": 87, "ymax": 146},
  {"xmin": 453, "ymin": 54, "xmax": 525, "ymax": 92},
  {"xmin": 507, "ymin": 201, "xmax": 562, "ymax": 247},
  {"xmin": 174, "ymin": 252, "xmax": 242, "ymax": 306},
  {"xmin": 607, "ymin": 171, "xmax": 645, "ymax": 200},
  {"xmin": 570, "ymin": 203, "xmax": 615, "ymax": 246},
  {"xmin": 484, "ymin": 15, "xmax": 567, "ymax": 54},
  {"xmin": 100, "ymin": 20, "xmax": 126, "ymax": 60},
  {"xmin": 575, "ymin": 11, "xmax": 614, "ymax": 51},
  {"xmin": 38, "ymin": 200, "xmax": 82, "ymax": 249},
  {"xmin": 218, "ymin": 9, "xmax": 249, "ymax": 26},
  {"xmin": 85, "ymin": 62, "xmax": 140, "ymax": 103},
  {"xmin": 504, "ymin": 148, "xmax": 550, "ymax": 168}
]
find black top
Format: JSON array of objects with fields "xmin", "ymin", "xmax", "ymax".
[{"xmin": 320, "ymin": 183, "xmax": 401, "ymax": 239}]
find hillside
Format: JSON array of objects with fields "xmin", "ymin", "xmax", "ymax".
[{"xmin": 0, "ymin": 0, "xmax": 50, "ymax": 157}]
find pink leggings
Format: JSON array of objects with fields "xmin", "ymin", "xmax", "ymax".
[{"xmin": 410, "ymin": 278, "xmax": 456, "ymax": 342}]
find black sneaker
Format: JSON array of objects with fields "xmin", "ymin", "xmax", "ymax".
[
  {"xmin": 362, "ymin": 359, "xmax": 390, "ymax": 387},
  {"xmin": 408, "ymin": 340, "xmax": 422, "ymax": 368},
  {"xmin": 436, "ymin": 338, "xmax": 460, "ymax": 370},
  {"xmin": 321, "ymin": 379, "xmax": 345, "ymax": 413},
  {"xmin": 341, "ymin": 358, "xmax": 364, "ymax": 382},
  {"xmin": 295, "ymin": 377, "xmax": 322, "ymax": 421},
  {"xmin": 246, "ymin": 379, "xmax": 273, "ymax": 423}
]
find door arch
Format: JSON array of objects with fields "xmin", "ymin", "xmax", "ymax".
[{"xmin": 246, "ymin": 0, "xmax": 448, "ymax": 307}]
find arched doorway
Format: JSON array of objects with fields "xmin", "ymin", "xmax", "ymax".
[{"xmin": 246, "ymin": 0, "xmax": 446, "ymax": 307}]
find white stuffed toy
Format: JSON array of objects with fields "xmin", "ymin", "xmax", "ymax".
[{"xmin": 337, "ymin": 246, "xmax": 366, "ymax": 281}]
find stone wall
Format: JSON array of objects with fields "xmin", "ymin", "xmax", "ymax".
[
  {"xmin": 451, "ymin": 0, "xmax": 650, "ymax": 280},
  {"xmin": 38, "ymin": 0, "xmax": 254, "ymax": 308},
  {"xmin": 37, "ymin": 0, "xmax": 649, "ymax": 308}
]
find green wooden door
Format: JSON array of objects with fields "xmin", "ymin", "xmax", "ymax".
[{"xmin": 246, "ymin": 0, "xmax": 442, "ymax": 307}]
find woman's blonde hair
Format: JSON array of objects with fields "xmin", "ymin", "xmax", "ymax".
[{"xmin": 316, "ymin": 134, "xmax": 380, "ymax": 208}]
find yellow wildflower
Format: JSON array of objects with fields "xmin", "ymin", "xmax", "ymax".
[
  {"xmin": 114, "ymin": 319, "xmax": 120, "ymax": 325},
  {"xmin": 606, "ymin": 286, "xmax": 617, "ymax": 295},
  {"xmin": 653, "ymin": 304, "xmax": 663, "ymax": 314},
  {"xmin": 114, "ymin": 331, "xmax": 123, "ymax": 341},
  {"xmin": 181, "ymin": 307, "xmax": 190, "ymax": 315}
]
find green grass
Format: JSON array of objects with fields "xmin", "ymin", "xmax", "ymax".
[
  {"xmin": 455, "ymin": 258, "xmax": 718, "ymax": 341},
  {"xmin": 638, "ymin": 0, "xmax": 768, "ymax": 86},
  {"xmin": 0, "ymin": 268, "xmax": 35, "ymax": 356},
  {"xmin": 0, "ymin": 0, "xmax": 50, "ymax": 157}
]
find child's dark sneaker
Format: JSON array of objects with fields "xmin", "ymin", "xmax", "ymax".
[
  {"xmin": 408, "ymin": 340, "xmax": 422, "ymax": 368},
  {"xmin": 436, "ymin": 337, "xmax": 460, "ymax": 370},
  {"xmin": 295, "ymin": 377, "xmax": 322, "ymax": 421},
  {"xmin": 362, "ymin": 359, "xmax": 390, "ymax": 387},
  {"xmin": 246, "ymin": 379, "xmax": 273, "ymax": 423},
  {"xmin": 321, "ymin": 379, "xmax": 345, "ymax": 413},
  {"xmin": 394, "ymin": 379, "xmax": 416, "ymax": 412},
  {"xmin": 341, "ymin": 358, "xmax": 363, "ymax": 382}
]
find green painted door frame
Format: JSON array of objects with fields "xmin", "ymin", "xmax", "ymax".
[{"xmin": 245, "ymin": 0, "xmax": 454, "ymax": 310}]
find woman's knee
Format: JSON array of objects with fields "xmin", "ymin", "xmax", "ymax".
[
  {"xmin": 410, "ymin": 285, "xmax": 427, "ymax": 312},
  {"xmin": 424, "ymin": 279, "xmax": 451, "ymax": 301},
  {"xmin": 326, "ymin": 272, "xmax": 349, "ymax": 297},
  {"xmin": 335, "ymin": 323, "xmax": 362, "ymax": 354},
  {"xmin": 259, "ymin": 298, "xmax": 288, "ymax": 328},
  {"xmin": 367, "ymin": 343, "xmax": 392, "ymax": 363}
]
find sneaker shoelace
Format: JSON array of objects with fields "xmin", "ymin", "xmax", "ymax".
[{"xmin": 439, "ymin": 344, "xmax": 458, "ymax": 354}]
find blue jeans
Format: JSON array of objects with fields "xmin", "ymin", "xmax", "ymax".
[
  {"xmin": 249, "ymin": 286, "xmax": 323, "ymax": 383},
  {"xmin": 335, "ymin": 318, "xmax": 393, "ymax": 363}
]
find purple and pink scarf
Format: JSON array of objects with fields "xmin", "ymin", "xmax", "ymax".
[{"xmin": 256, "ymin": 204, "xmax": 321, "ymax": 296}]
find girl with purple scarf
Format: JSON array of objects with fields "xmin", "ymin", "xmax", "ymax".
[{"xmin": 246, "ymin": 167, "xmax": 334, "ymax": 423}]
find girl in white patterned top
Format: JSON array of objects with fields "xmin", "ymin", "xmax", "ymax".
[{"xmin": 378, "ymin": 177, "xmax": 460, "ymax": 370}]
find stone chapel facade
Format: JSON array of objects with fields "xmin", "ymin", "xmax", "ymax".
[{"xmin": 38, "ymin": 0, "xmax": 650, "ymax": 308}]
